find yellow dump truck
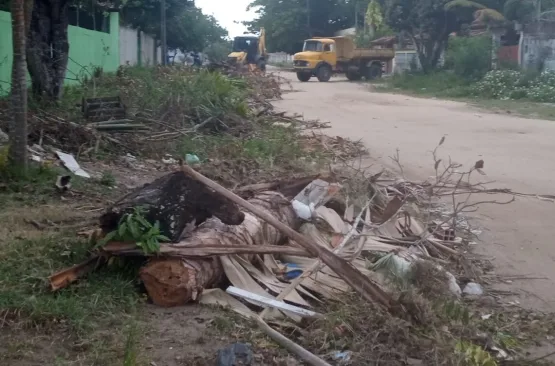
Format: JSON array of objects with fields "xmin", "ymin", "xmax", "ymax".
[
  {"xmin": 293, "ymin": 36, "xmax": 394, "ymax": 82},
  {"xmin": 227, "ymin": 28, "xmax": 267, "ymax": 72}
]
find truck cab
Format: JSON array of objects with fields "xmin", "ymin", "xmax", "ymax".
[
  {"xmin": 293, "ymin": 39, "xmax": 337, "ymax": 82},
  {"xmin": 293, "ymin": 36, "xmax": 394, "ymax": 82}
]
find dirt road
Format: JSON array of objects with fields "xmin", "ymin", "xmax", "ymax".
[{"xmin": 273, "ymin": 71, "xmax": 555, "ymax": 310}]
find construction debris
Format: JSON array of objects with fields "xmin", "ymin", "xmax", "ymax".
[{"xmin": 56, "ymin": 151, "xmax": 91, "ymax": 178}]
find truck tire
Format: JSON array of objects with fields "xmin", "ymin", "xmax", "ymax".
[
  {"xmin": 346, "ymin": 71, "xmax": 362, "ymax": 81},
  {"xmin": 296, "ymin": 72, "xmax": 312, "ymax": 82},
  {"xmin": 366, "ymin": 63, "xmax": 383, "ymax": 80},
  {"xmin": 316, "ymin": 65, "xmax": 332, "ymax": 82}
]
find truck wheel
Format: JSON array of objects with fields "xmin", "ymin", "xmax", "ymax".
[
  {"xmin": 366, "ymin": 64, "xmax": 383, "ymax": 80},
  {"xmin": 316, "ymin": 65, "xmax": 332, "ymax": 82},
  {"xmin": 346, "ymin": 71, "xmax": 362, "ymax": 81},
  {"xmin": 296, "ymin": 72, "xmax": 312, "ymax": 82}
]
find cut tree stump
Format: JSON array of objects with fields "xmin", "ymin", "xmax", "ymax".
[
  {"xmin": 100, "ymin": 171, "xmax": 245, "ymax": 242},
  {"xmin": 139, "ymin": 192, "xmax": 299, "ymax": 306}
]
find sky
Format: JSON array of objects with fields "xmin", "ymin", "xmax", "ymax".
[{"xmin": 195, "ymin": 0, "xmax": 258, "ymax": 38}]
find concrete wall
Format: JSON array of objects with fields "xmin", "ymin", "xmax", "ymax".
[
  {"xmin": 0, "ymin": 11, "xmax": 13, "ymax": 95},
  {"xmin": 0, "ymin": 11, "xmax": 120, "ymax": 94},
  {"xmin": 521, "ymin": 35, "xmax": 555, "ymax": 71},
  {"xmin": 66, "ymin": 13, "xmax": 120, "ymax": 81},
  {"xmin": 268, "ymin": 52, "xmax": 293, "ymax": 65},
  {"xmin": 119, "ymin": 25, "xmax": 161, "ymax": 66},
  {"xmin": 393, "ymin": 50, "xmax": 420, "ymax": 73}
]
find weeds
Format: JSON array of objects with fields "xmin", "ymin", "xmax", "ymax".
[
  {"xmin": 387, "ymin": 71, "xmax": 472, "ymax": 97},
  {"xmin": 99, "ymin": 207, "xmax": 170, "ymax": 254}
]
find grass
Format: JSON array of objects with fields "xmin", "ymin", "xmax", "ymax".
[
  {"xmin": 374, "ymin": 71, "xmax": 555, "ymax": 121},
  {"xmin": 0, "ymin": 163, "xmax": 144, "ymax": 365}
]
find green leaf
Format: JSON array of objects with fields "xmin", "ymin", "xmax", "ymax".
[
  {"xmin": 97, "ymin": 231, "xmax": 117, "ymax": 247},
  {"xmin": 118, "ymin": 222, "xmax": 128, "ymax": 237},
  {"xmin": 157, "ymin": 235, "xmax": 171, "ymax": 242}
]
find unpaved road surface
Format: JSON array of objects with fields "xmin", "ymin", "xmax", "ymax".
[{"xmin": 273, "ymin": 71, "xmax": 555, "ymax": 311}]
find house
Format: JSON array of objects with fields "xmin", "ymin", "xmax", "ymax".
[{"xmin": 471, "ymin": 21, "xmax": 555, "ymax": 71}]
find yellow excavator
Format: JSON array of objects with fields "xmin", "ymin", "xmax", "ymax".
[{"xmin": 227, "ymin": 28, "xmax": 267, "ymax": 72}]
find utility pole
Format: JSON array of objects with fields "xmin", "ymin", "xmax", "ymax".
[
  {"xmin": 161, "ymin": 0, "xmax": 167, "ymax": 65},
  {"xmin": 306, "ymin": 0, "xmax": 311, "ymax": 37}
]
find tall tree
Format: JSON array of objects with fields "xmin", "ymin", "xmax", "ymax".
[
  {"xmin": 384, "ymin": 0, "xmax": 503, "ymax": 72},
  {"xmin": 26, "ymin": 0, "xmax": 71, "ymax": 100},
  {"xmin": 122, "ymin": 0, "xmax": 227, "ymax": 52},
  {"xmin": 9, "ymin": 0, "xmax": 30, "ymax": 171},
  {"xmin": 246, "ymin": 0, "xmax": 358, "ymax": 54}
]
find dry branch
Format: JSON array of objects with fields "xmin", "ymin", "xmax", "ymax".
[{"xmin": 180, "ymin": 164, "xmax": 395, "ymax": 311}]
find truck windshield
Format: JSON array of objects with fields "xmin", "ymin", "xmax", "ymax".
[{"xmin": 303, "ymin": 41, "xmax": 323, "ymax": 52}]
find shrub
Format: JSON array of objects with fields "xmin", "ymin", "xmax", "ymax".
[
  {"xmin": 445, "ymin": 36, "xmax": 492, "ymax": 80},
  {"xmin": 472, "ymin": 69, "xmax": 555, "ymax": 102}
]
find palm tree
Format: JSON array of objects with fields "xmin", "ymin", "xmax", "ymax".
[{"xmin": 9, "ymin": 0, "xmax": 28, "ymax": 172}]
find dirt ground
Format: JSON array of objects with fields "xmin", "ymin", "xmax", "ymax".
[{"xmin": 273, "ymin": 70, "xmax": 555, "ymax": 312}]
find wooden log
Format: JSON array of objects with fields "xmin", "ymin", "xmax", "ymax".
[{"xmin": 139, "ymin": 192, "xmax": 299, "ymax": 306}]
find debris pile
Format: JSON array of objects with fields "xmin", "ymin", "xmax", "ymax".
[{"xmin": 49, "ymin": 152, "xmax": 496, "ymax": 363}]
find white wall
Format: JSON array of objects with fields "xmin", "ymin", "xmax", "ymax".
[
  {"xmin": 268, "ymin": 52, "xmax": 293, "ymax": 65},
  {"xmin": 119, "ymin": 26, "xmax": 161, "ymax": 66},
  {"xmin": 521, "ymin": 35, "xmax": 555, "ymax": 71},
  {"xmin": 120, "ymin": 26, "xmax": 138, "ymax": 65}
]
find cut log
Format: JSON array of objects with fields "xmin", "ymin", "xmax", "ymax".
[
  {"xmin": 140, "ymin": 192, "xmax": 299, "ymax": 306},
  {"xmin": 100, "ymin": 171, "xmax": 245, "ymax": 242}
]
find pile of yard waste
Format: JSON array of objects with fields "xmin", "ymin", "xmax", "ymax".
[
  {"xmin": 4, "ymin": 66, "xmax": 553, "ymax": 365},
  {"xmin": 48, "ymin": 145, "xmax": 542, "ymax": 365}
]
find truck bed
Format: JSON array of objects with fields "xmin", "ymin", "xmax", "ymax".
[{"xmin": 349, "ymin": 48, "xmax": 394, "ymax": 60}]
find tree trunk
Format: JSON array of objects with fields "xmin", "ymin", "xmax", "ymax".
[
  {"xmin": 9, "ymin": 0, "xmax": 29, "ymax": 171},
  {"xmin": 26, "ymin": 0, "xmax": 69, "ymax": 100},
  {"xmin": 139, "ymin": 192, "xmax": 299, "ymax": 307},
  {"xmin": 100, "ymin": 171, "xmax": 245, "ymax": 243}
]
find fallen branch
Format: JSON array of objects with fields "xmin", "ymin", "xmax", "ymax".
[
  {"xmin": 255, "ymin": 317, "xmax": 332, "ymax": 366},
  {"xmin": 49, "ymin": 256, "xmax": 105, "ymax": 291},
  {"xmin": 103, "ymin": 242, "xmax": 314, "ymax": 258},
  {"xmin": 180, "ymin": 164, "xmax": 395, "ymax": 311}
]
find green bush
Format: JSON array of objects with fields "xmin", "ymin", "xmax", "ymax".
[
  {"xmin": 445, "ymin": 36, "xmax": 492, "ymax": 80},
  {"xmin": 204, "ymin": 41, "xmax": 232, "ymax": 63},
  {"xmin": 472, "ymin": 69, "xmax": 555, "ymax": 102}
]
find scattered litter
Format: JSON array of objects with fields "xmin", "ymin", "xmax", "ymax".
[
  {"xmin": 481, "ymin": 313, "xmax": 493, "ymax": 320},
  {"xmin": 226, "ymin": 286, "xmax": 321, "ymax": 318},
  {"xmin": 55, "ymin": 175, "xmax": 72, "ymax": 192},
  {"xmin": 273, "ymin": 121, "xmax": 292, "ymax": 128},
  {"xmin": 331, "ymin": 350, "xmax": 352, "ymax": 363},
  {"xmin": 56, "ymin": 151, "xmax": 90, "ymax": 178},
  {"xmin": 185, "ymin": 153, "xmax": 200, "ymax": 165},
  {"xmin": 292, "ymin": 198, "xmax": 314, "ymax": 220},
  {"xmin": 216, "ymin": 343, "xmax": 253, "ymax": 366},
  {"xmin": 162, "ymin": 156, "xmax": 178, "ymax": 165},
  {"xmin": 446, "ymin": 271, "xmax": 462, "ymax": 297},
  {"xmin": 368, "ymin": 252, "xmax": 412, "ymax": 284},
  {"xmin": 463, "ymin": 282, "xmax": 484, "ymax": 296}
]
